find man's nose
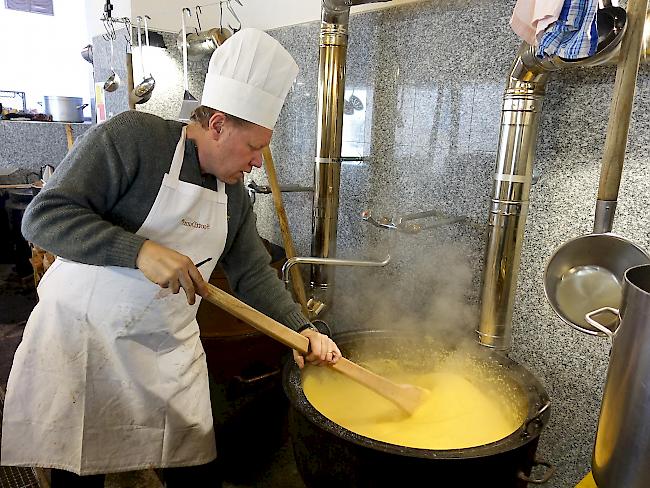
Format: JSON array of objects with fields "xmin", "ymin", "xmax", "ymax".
[{"xmin": 251, "ymin": 153, "xmax": 263, "ymax": 168}]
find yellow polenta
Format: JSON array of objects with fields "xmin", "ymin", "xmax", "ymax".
[{"xmin": 302, "ymin": 359, "xmax": 525, "ymax": 450}]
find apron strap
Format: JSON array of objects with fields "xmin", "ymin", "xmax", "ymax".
[{"xmin": 168, "ymin": 126, "xmax": 187, "ymax": 182}]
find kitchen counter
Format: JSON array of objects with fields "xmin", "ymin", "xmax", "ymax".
[{"xmin": 0, "ymin": 120, "xmax": 92, "ymax": 179}]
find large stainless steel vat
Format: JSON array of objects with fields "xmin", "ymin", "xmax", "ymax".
[{"xmin": 590, "ymin": 264, "xmax": 650, "ymax": 487}]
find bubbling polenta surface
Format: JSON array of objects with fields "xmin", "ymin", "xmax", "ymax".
[{"xmin": 302, "ymin": 357, "xmax": 525, "ymax": 450}]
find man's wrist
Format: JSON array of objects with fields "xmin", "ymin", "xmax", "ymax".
[{"xmin": 297, "ymin": 323, "xmax": 318, "ymax": 333}]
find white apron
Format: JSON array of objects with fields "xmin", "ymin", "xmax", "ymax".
[{"xmin": 1, "ymin": 127, "xmax": 228, "ymax": 475}]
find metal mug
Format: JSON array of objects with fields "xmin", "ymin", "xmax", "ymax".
[{"xmin": 585, "ymin": 264, "xmax": 650, "ymax": 488}]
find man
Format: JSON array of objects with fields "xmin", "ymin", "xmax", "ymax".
[{"xmin": 1, "ymin": 28, "xmax": 340, "ymax": 487}]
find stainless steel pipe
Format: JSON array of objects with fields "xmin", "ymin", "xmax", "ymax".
[
  {"xmin": 477, "ymin": 51, "xmax": 548, "ymax": 351},
  {"xmin": 310, "ymin": 0, "xmax": 389, "ymax": 307},
  {"xmin": 310, "ymin": 19, "xmax": 347, "ymax": 304}
]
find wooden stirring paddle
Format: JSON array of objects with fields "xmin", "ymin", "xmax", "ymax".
[{"xmin": 203, "ymin": 283, "xmax": 427, "ymax": 415}]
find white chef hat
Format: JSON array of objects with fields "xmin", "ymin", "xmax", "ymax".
[{"xmin": 201, "ymin": 28, "xmax": 299, "ymax": 130}]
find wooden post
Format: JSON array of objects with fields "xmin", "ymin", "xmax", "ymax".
[
  {"xmin": 65, "ymin": 124, "xmax": 74, "ymax": 151},
  {"xmin": 262, "ymin": 146, "xmax": 310, "ymax": 317},
  {"xmin": 597, "ymin": 0, "xmax": 649, "ymax": 202}
]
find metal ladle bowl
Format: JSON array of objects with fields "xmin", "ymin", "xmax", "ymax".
[
  {"xmin": 104, "ymin": 70, "xmax": 120, "ymax": 92},
  {"xmin": 544, "ymin": 233, "xmax": 650, "ymax": 335},
  {"xmin": 132, "ymin": 76, "xmax": 155, "ymax": 103}
]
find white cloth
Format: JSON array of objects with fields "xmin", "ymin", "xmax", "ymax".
[
  {"xmin": 201, "ymin": 28, "xmax": 298, "ymax": 130},
  {"xmin": 510, "ymin": 0, "xmax": 565, "ymax": 45},
  {"xmin": 1, "ymin": 127, "xmax": 227, "ymax": 475}
]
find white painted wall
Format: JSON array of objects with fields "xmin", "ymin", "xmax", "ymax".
[
  {"xmin": 0, "ymin": 0, "xmax": 94, "ymax": 111},
  {"xmin": 132, "ymin": 0, "xmax": 423, "ymax": 33}
]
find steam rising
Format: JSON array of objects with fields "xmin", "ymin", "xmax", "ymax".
[{"xmin": 330, "ymin": 233, "xmax": 480, "ymax": 346}]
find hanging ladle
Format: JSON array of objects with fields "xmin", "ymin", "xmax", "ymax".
[
  {"xmin": 103, "ymin": 33, "xmax": 120, "ymax": 92},
  {"xmin": 178, "ymin": 8, "xmax": 200, "ymax": 121},
  {"xmin": 544, "ymin": 0, "xmax": 650, "ymax": 335},
  {"xmin": 131, "ymin": 16, "xmax": 155, "ymax": 105},
  {"xmin": 202, "ymin": 283, "xmax": 428, "ymax": 415}
]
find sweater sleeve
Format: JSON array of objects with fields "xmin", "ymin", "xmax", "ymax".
[
  {"xmin": 21, "ymin": 117, "xmax": 147, "ymax": 267},
  {"xmin": 219, "ymin": 187, "xmax": 310, "ymax": 331}
]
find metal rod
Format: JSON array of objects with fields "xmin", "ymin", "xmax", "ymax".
[{"xmin": 283, "ymin": 255, "xmax": 390, "ymax": 288}]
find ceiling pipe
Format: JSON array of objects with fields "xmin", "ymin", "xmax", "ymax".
[
  {"xmin": 477, "ymin": 9, "xmax": 630, "ymax": 351},
  {"xmin": 309, "ymin": 0, "xmax": 390, "ymax": 310}
]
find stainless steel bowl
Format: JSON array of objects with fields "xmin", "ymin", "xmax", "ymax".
[{"xmin": 544, "ymin": 233, "xmax": 650, "ymax": 335}]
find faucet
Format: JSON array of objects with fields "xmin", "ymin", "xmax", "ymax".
[{"xmin": 282, "ymin": 255, "xmax": 391, "ymax": 317}]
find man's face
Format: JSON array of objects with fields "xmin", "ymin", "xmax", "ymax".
[{"xmin": 201, "ymin": 115, "xmax": 272, "ymax": 184}]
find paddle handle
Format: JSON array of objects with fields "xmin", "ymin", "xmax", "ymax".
[
  {"xmin": 203, "ymin": 283, "xmax": 389, "ymax": 380},
  {"xmin": 203, "ymin": 283, "xmax": 310, "ymax": 353},
  {"xmin": 65, "ymin": 124, "xmax": 74, "ymax": 151},
  {"xmin": 0, "ymin": 184, "xmax": 34, "ymax": 189}
]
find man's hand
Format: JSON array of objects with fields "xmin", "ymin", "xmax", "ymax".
[
  {"xmin": 293, "ymin": 328, "xmax": 341, "ymax": 369},
  {"xmin": 136, "ymin": 240, "xmax": 208, "ymax": 305}
]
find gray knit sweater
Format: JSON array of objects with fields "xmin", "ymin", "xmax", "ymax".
[{"xmin": 22, "ymin": 110, "xmax": 309, "ymax": 331}]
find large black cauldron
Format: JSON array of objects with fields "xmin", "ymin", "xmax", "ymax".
[{"xmin": 283, "ymin": 330, "xmax": 553, "ymax": 488}]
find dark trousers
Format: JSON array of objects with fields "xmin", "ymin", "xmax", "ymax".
[{"xmin": 50, "ymin": 460, "xmax": 222, "ymax": 487}]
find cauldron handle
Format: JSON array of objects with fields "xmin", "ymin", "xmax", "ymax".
[
  {"xmin": 517, "ymin": 459, "xmax": 555, "ymax": 484},
  {"xmin": 524, "ymin": 400, "xmax": 551, "ymax": 434}
]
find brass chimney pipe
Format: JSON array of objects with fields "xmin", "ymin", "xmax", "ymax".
[
  {"xmin": 477, "ymin": 14, "xmax": 630, "ymax": 350},
  {"xmin": 310, "ymin": 0, "xmax": 390, "ymax": 308}
]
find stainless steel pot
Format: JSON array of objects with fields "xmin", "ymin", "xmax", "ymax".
[
  {"xmin": 43, "ymin": 96, "xmax": 88, "ymax": 122},
  {"xmin": 585, "ymin": 264, "xmax": 650, "ymax": 488}
]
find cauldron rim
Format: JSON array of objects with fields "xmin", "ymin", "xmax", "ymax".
[{"xmin": 283, "ymin": 329, "xmax": 551, "ymax": 460}]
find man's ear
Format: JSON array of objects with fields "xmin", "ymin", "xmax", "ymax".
[{"xmin": 208, "ymin": 112, "xmax": 227, "ymax": 137}]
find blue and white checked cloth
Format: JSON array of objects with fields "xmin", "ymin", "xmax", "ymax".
[{"xmin": 536, "ymin": 0, "xmax": 599, "ymax": 59}]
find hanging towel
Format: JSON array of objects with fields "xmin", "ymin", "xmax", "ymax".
[
  {"xmin": 536, "ymin": 0, "xmax": 599, "ymax": 59},
  {"xmin": 510, "ymin": 0, "xmax": 565, "ymax": 46}
]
